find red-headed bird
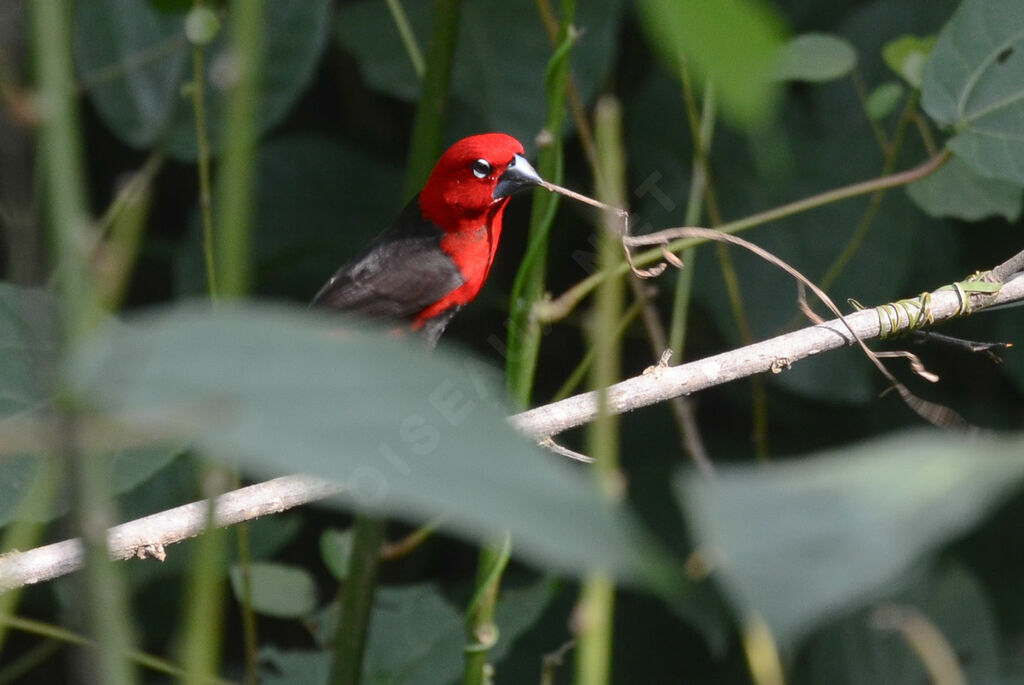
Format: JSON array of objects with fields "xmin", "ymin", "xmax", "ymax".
[{"xmin": 312, "ymin": 133, "xmax": 541, "ymax": 346}]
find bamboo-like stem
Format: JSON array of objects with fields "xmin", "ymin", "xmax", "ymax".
[
  {"xmin": 30, "ymin": 2, "xmax": 134, "ymax": 683},
  {"xmin": 212, "ymin": 1, "xmax": 263, "ymax": 299},
  {"xmin": 575, "ymin": 95, "xmax": 626, "ymax": 685},
  {"xmin": 182, "ymin": 3, "xmax": 264, "ymax": 684},
  {"xmin": 536, "ymin": 148, "xmax": 952, "ymax": 325}
]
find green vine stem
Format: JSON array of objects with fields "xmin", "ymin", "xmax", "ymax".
[
  {"xmin": 191, "ymin": 10, "xmax": 217, "ymax": 297},
  {"xmin": 505, "ymin": 0, "xmax": 575, "ymax": 408},
  {"xmin": 462, "ymin": 533, "xmax": 512, "ymax": 685}
]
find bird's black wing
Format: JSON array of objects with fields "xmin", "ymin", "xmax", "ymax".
[{"xmin": 311, "ymin": 195, "xmax": 465, "ymax": 320}]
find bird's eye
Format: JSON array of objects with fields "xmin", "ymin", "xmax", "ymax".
[{"xmin": 471, "ymin": 159, "xmax": 492, "ymax": 179}]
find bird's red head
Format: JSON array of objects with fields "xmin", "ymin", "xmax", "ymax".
[{"xmin": 420, "ymin": 133, "xmax": 541, "ymax": 231}]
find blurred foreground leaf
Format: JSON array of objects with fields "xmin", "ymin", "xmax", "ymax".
[
  {"xmin": 635, "ymin": 0, "xmax": 785, "ymax": 128},
  {"xmin": 69, "ymin": 302, "xmax": 671, "ymax": 584},
  {"xmin": 0, "ymin": 285, "xmax": 179, "ymax": 528},
  {"xmin": 795, "ymin": 563, "xmax": 1000, "ymax": 685},
  {"xmin": 679, "ymin": 432, "xmax": 1024, "ymax": 644}
]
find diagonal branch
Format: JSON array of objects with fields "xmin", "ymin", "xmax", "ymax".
[
  {"xmin": 0, "ymin": 475, "xmax": 343, "ymax": 592},
  {"xmin": 2, "ymin": 266, "xmax": 1022, "ymax": 592},
  {"xmin": 510, "ymin": 271, "xmax": 1024, "ymax": 440}
]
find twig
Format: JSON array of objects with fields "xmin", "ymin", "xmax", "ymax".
[
  {"xmin": 621, "ymin": 226, "xmax": 966, "ymax": 428},
  {"xmin": 539, "ymin": 437, "xmax": 594, "ymax": 463},
  {"xmin": 909, "ymin": 331, "xmax": 1011, "ymax": 363},
  {"xmin": 535, "ymin": 149, "xmax": 952, "ymax": 325}
]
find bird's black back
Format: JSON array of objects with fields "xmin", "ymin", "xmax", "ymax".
[{"xmin": 311, "ymin": 194, "xmax": 466, "ymax": 323}]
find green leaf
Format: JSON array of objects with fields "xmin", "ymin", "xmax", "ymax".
[
  {"xmin": 259, "ymin": 647, "xmax": 330, "ymax": 685},
  {"xmin": 74, "ymin": 1, "xmax": 332, "ymax": 160},
  {"xmin": 263, "ymin": 580, "xmax": 552, "ymax": 684},
  {"xmin": 865, "ymin": 81, "xmax": 905, "ymax": 120},
  {"xmin": 907, "ymin": 154, "xmax": 1023, "ymax": 221},
  {"xmin": 229, "ymin": 562, "xmax": 317, "ymax": 619},
  {"xmin": 319, "ymin": 527, "xmax": 354, "ymax": 581},
  {"xmin": 679, "ymin": 431, "xmax": 1024, "ymax": 644},
  {"xmin": 69, "ymin": 303, "xmax": 670, "ymax": 584},
  {"xmin": 73, "ymin": 0, "xmax": 189, "ymax": 149},
  {"xmin": 635, "ymin": 0, "xmax": 785, "ymax": 129},
  {"xmin": 921, "ymin": 0, "xmax": 1024, "ymax": 183},
  {"xmin": 362, "ymin": 580, "xmax": 552, "ymax": 684},
  {"xmin": 795, "ymin": 563, "xmax": 1001, "ymax": 685},
  {"xmin": 335, "ymin": 0, "xmax": 626, "ymax": 144},
  {"xmin": 882, "ymin": 34, "xmax": 935, "ymax": 88},
  {"xmin": 774, "ymin": 34, "xmax": 857, "ymax": 83}
]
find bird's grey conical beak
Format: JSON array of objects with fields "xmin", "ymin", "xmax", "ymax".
[{"xmin": 493, "ymin": 153, "xmax": 542, "ymax": 200}]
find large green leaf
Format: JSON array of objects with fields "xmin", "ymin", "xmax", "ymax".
[
  {"xmin": 921, "ymin": 0, "xmax": 1024, "ymax": 183},
  {"xmin": 74, "ymin": 1, "xmax": 331, "ymax": 160},
  {"xmin": 336, "ymin": 0, "xmax": 626, "ymax": 145},
  {"xmin": 635, "ymin": 0, "xmax": 785, "ymax": 129},
  {"xmin": 69, "ymin": 303, "xmax": 671, "ymax": 583},
  {"xmin": 678, "ymin": 431, "xmax": 1024, "ymax": 644}
]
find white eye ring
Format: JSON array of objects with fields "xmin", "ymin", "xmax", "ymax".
[{"xmin": 471, "ymin": 159, "xmax": 491, "ymax": 178}]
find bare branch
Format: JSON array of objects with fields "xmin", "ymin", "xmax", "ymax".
[
  {"xmin": 511, "ymin": 273, "xmax": 1024, "ymax": 440},
  {"xmin": 0, "ymin": 475, "xmax": 343, "ymax": 592}
]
